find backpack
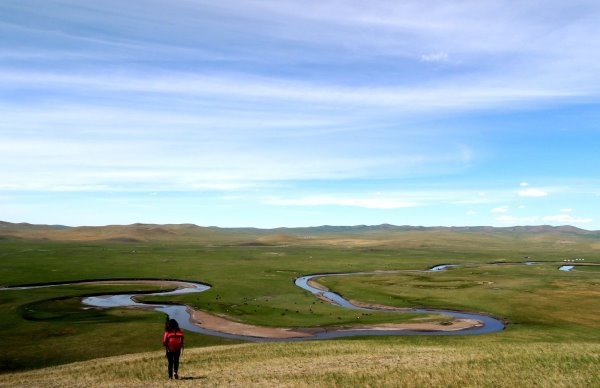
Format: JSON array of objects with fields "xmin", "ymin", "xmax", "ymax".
[{"xmin": 166, "ymin": 330, "xmax": 184, "ymax": 352}]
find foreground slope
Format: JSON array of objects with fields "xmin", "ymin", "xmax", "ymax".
[{"xmin": 1, "ymin": 341, "xmax": 598, "ymax": 387}]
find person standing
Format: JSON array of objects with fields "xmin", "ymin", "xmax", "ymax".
[{"xmin": 163, "ymin": 318, "xmax": 184, "ymax": 379}]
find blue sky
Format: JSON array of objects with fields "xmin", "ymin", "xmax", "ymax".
[{"xmin": 1, "ymin": 0, "xmax": 600, "ymax": 229}]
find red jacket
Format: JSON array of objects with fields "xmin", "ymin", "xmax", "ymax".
[{"xmin": 163, "ymin": 330, "xmax": 184, "ymax": 352}]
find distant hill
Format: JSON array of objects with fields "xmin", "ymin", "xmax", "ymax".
[{"xmin": 1, "ymin": 221, "xmax": 599, "ymax": 249}]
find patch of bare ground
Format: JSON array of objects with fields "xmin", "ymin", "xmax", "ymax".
[
  {"xmin": 306, "ymin": 279, "xmax": 328, "ymax": 291},
  {"xmin": 255, "ymin": 234, "xmax": 301, "ymax": 244},
  {"xmin": 189, "ymin": 306, "xmax": 481, "ymax": 339},
  {"xmin": 190, "ymin": 309, "xmax": 315, "ymax": 339},
  {"xmin": 316, "ymin": 238, "xmax": 395, "ymax": 247},
  {"xmin": 87, "ymin": 280, "xmax": 195, "ymax": 288}
]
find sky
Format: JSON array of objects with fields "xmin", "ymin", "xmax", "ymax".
[{"xmin": 1, "ymin": 0, "xmax": 600, "ymax": 229}]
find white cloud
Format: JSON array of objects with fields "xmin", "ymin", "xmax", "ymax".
[
  {"xmin": 0, "ymin": 69, "xmax": 582, "ymax": 113},
  {"xmin": 495, "ymin": 210, "xmax": 592, "ymax": 226},
  {"xmin": 496, "ymin": 215, "xmax": 515, "ymax": 222},
  {"xmin": 518, "ymin": 188, "xmax": 548, "ymax": 197},
  {"xmin": 560, "ymin": 208, "xmax": 573, "ymax": 213},
  {"xmin": 491, "ymin": 205, "xmax": 509, "ymax": 213},
  {"xmin": 264, "ymin": 195, "xmax": 419, "ymax": 209},
  {"xmin": 542, "ymin": 214, "xmax": 592, "ymax": 224},
  {"xmin": 496, "ymin": 215, "xmax": 539, "ymax": 223},
  {"xmin": 421, "ymin": 52, "xmax": 449, "ymax": 63},
  {"xmin": 520, "ymin": 182, "xmax": 529, "ymax": 187}
]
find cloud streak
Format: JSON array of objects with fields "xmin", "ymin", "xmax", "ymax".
[
  {"xmin": 265, "ymin": 195, "xmax": 419, "ymax": 209},
  {"xmin": 518, "ymin": 188, "xmax": 549, "ymax": 198},
  {"xmin": 542, "ymin": 214, "xmax": 592, "ymax": 224},
  {"xmin": 0, "ymin": 69, "xmax": 581, "ymax": 113}
]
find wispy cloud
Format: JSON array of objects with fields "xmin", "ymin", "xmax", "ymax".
[
  {"xmin": 494, "ymin": 210, "xmax": 593, "ymax": 226},
  {"xmin": 421, "ymin": 52, "xmax": 449, "ymax": 63},
  {"xmin": 0, "ymin": 125, "xmax": 478, "ymax": 192},
  {"xmin": 542, "ymin": 214, "xmax": 592, "ymax": 224},
  {"xmin": 496, "ymin": 215, "xmax": 539, "ymax": 224},
  {"xmin": 265, "ymin": 195, "xmax": 419, "ymax": 209},
  {"xmin": 518, "ymin": 188, "xmax": 549, "ymax": 197},
  {"xmin": 0, "ymin": 69, "xmax": 579, "ymax": 113},
  {"xmin": 491, "ymin": 205, "xmax": 509, "ymax": 213}
]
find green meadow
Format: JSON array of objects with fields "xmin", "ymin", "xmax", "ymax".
[{"xmin": 0, "ymin": 225, "xmax": 599, "ymax": 386}]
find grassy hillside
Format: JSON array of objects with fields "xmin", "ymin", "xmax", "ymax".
[{"xmin": 1, "ymin": 340, "xmax": 598, "ymax": 387}]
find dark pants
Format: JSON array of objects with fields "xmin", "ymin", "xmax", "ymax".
[{"xmin": 166, "ymin": 350, "xmax": 181, "ymax": 378}]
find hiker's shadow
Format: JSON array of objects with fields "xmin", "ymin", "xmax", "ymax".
[{"xmin": 180, "ymin": 376, "xmax": 207, "ymax": 381}]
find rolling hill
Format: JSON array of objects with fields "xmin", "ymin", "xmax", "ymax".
[{"xmin": 1, "ymin": 221, "xmax": 599, "ymax": 251}]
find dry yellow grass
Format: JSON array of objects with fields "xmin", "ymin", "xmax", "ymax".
[{"xmin": 1, "ymin": 341, "xmax": 598, "ymax": 387}]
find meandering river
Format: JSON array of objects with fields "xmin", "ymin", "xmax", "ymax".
[{"xmin": 2, "ymin": 261, "xmax": 592, "ymax": 341}]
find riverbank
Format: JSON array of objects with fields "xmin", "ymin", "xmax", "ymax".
[
  {"xmin": 189, "ymin": 306, "xmax": 482, "ymax": 339},
  {"xmin": 94, "ymin": 273, "xmax": 497, "ymax": 339},
  {"xmin": 83, "ymin": 279, "xmax": 486, "ymax": 339}
]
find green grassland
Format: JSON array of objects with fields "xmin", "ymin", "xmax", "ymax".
[{"xmin": 0, "ymin": 224, "xmax": 599, "ymax": 386}]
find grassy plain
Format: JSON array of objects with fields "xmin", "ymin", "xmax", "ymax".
[{"xmin": 0, "ymin": 225, "xmax": 599, "ymax": 386}]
